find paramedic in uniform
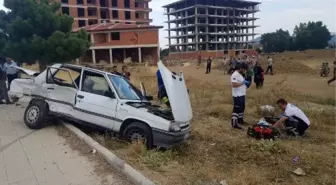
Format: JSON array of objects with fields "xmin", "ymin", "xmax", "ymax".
[
  {"xmin": 274, "ymin": 99, "xmax": 310, "ymax": 136},
  {"xmin": 230, "ymin": 63, "xmax": 250, "ymax": 129}
]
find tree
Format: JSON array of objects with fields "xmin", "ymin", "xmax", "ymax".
[
  {"xmin": 260, "ymin": 29, "xmax": 292, "ymax": 53},
  {"xmin": 0, "ymin": 0, "xmax": 90, "ymax": 71},
  {"xmin": 160, "ymin": 48, "xmax": 169, "ymax": 59},
  {"xmin": 292, "ymin": 21, "xmax": 331, "ymax": 50}
]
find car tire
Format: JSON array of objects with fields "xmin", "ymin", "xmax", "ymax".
[
  {"xmin": 24, "ymin": 100, "xmax": 48, "ymax": 130},
  {"xmin": 123, "ymin": 122, "xmax": 153, "ymax": 149}
]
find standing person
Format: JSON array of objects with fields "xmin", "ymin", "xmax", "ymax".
[
  {"xmin": 121, "ymin": 66, "xmax": 131, "ymax": 80},
  {"xmin": 273, "ymin": 99, "xmax": 310, "ymax": 136},
  {"xmin": 254, "ymin": 62, "xmax": 264, "ymax": 89},
  {"xmin": 230, "ymin": 63, "xmax": 250, "ymax": 129},
  {"xmin": 3, "ymin": 57, "xmax": 19, "ymax": 90},
  {"xmin": 327, "ymin": 61, "xmax": 336, "ymax": 85},
  {"xmin": 205, "ymin": 57, "xmax": 212, "ymax": 74},
  {"xmin": 265, "ymin": 56, "xmax": 273, "ymax": 75},
  {"xmin": 0, "ymin": 59, "xmax": 11, "ymax": 104},
  {"xmin": 112, "ymin": 66, "xmax": 122, "ymax": 76}
]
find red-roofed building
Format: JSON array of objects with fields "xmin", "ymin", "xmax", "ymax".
[
  {"xmin": 74, "ymin": 22, "xmax": 163, "ymax": 63},
  {"xmin": 58, "ymin": 0, "xmax": 163, "ymax": 63}
]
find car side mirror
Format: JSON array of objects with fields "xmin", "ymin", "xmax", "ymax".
[
  {"xmin": 145, "ymin": 95, "xmax": 153, "ymax": 101},
  {"xmin": 105, "ymin": 91, "xmax": 116, "ymax": 99}
]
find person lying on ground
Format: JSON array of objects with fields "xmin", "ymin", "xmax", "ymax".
[{"xmin": 273, "ymin": 99, "xmax": 310, "ymax": 136}]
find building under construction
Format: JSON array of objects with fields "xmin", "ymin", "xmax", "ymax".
[{"xmin": 163, "ymin": 0, "xmax": 260, "ymax": 59}]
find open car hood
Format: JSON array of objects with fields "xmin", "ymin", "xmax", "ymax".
[
  {"xmin": 12, "ymin": 66, "xmax": 40, "ymax": 76},
  {"xmin": 157, "ymin": 61, "xmax": 193, "ymax": 123}
]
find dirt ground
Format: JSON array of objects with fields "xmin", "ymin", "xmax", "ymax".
[{"xmin": 26, "ymin": 50, "xmax": 336, "ymax": 185}]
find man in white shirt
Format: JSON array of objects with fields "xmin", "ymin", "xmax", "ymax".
[
  {"xmin": 231, "ymin": 63, "xmax": 250, "ymax": 129},
  {"xmin": 273, "ymin": 99, "xmax": 310, "ymax": 136},
  {"xmin": 3, "ymin": 57, "xmax": 19, "ymax": 90},
  {"xmin": 265, "ymin": 56, "xmax": 273, "ymax": 75}
]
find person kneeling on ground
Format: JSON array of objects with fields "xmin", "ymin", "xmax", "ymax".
[{"xmin": 273, "ymin": 99, "xmax": 310, "ymax": 136}]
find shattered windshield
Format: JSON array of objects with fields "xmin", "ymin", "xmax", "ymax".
[{"xmin": 108, "ymin": 75, "xmax": 143, "ymax": 100}]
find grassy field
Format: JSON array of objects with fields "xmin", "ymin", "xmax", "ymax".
[
  {"xmin": 89, "ymin": 53, "xmax": 335, "ymax": 185},
  {"xmin": 26, "ymin": 50, "xmax": 335, "ymax": 185}
]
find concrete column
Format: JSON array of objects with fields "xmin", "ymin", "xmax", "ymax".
[
  {"xmin": 123, "ymin": 49, "xmax": 126, "ymax": 60},
  {"xmin": 138, "ymin": 47, "xmax": 142, "ymax": 63},
  {"xmin": 108, "ymin": 32, "xmax": 111, "ymax": 42},
  {"xmin": 91, "ymin": 49, "xmax": 96, "ymax": 64},
  {"xmin": 109, "ymin": 48, "xmax": 113, "ymax": 64},
  {"xmin": 195, "ymin": 6, "xmax": 199, "ymax": 51},
  {"xmin": 90, "ymin": 33, "xmax": 95, "ymax": 44}
]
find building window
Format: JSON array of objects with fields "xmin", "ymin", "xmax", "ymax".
[
  {"xmin": 125, "ymin": 22, "xmax": 131, "ymax": 24},
  {"xmin": 78, "ymin": 20, "xmax": 86, "ymax": 27},
  {"xmin": 135, "ymin": 2, "xmax": 139, "ymax": 7},
  {"xmin": 88, "ymin": 19, "xmax": 98, "ymax": 25},
  {"xmin": 112, "ymin": 10, "xmax": 118, "ymax": 18},
  {"xmin": 100, "ymin": 0, "xmax": 107, "ymax": 7},
  {"xmin": 135, "ymin": 13, "xmax": 139, "ymax": 18},
  {"xmin": 87, "ymin": 0, "xmax": 96, "ymax": 4},
  {"xmin": 88, "ymin": 7, "xmax": 97, "ymax": 16},
  {"xmin": 112, "ymin": 0, "xmax": 118, "ymax": 7},
  {"xmin": 78, "ymin": 8, "xmax": 85, "ymax": 17},
  {"xmin": 111, "ymin": 32, "xmax": 120, "ymax": 40},
  {"xmin": 61, "ymin": 0, "xmax": 68, "ymax": 3},
  {"xmin": 62, "ymin": 7, "xmax": 69, "ymax": 15},
  {"xmin": 125, "ymin": 11, "xmax": 131, "ymax": 20},
  {"xmin": 124, "ymin": 0, "xmax": 130, "ymax": 8},
  {"xmin": 77, "ymin": 0, "xmax": 83, "ymax": 5}
]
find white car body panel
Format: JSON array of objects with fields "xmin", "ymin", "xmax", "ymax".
[
  {"xmin": 74, "ymin": 91, "xmax": 118, "ymax": 129},
  {"xmin": 115, "ymin": 103, "xmax": 171, "ymax": 132},
  {"xmin": 157, "ymin": 61, "xmax": 193, "ymax": 123}
]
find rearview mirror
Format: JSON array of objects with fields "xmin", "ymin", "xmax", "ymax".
[{"xmin": 104, "ymin": 91, "xmax": 116, "ymax": 99}]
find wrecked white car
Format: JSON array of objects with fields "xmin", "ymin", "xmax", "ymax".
[{"xmin": 9, "ymin": 61, "xmax": 192, "ymax": 148}]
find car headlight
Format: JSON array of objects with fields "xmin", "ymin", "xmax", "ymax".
[{"xmin": 169, "ymin": 122, "xmax": 181, "ymax": 132}]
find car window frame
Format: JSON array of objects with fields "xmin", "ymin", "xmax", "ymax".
[
  {"xmin": 46, "ymin": 66, "xmax": 79, "ymax": 90},
  {"xmin": 80, "ymin": 69, "xmax": 117, "ymax": 99},
  {"xmin": 108, "ymin": 74, "xmax": 142, "ymax": 101}
]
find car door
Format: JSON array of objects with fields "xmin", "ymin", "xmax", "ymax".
[
  {"xmin": 44, "ymin": 66, "xmax": 80, "ymax": 117},
  {"xmin": 73, "ymin": 69, "xmax": 119, "ymax": 130}
]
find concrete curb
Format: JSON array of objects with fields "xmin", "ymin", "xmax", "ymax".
[{"xmin": 62, "ymin": 122, "xmax": 155, "ymax": 185}]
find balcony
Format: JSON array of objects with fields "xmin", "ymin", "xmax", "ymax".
[
  {"xmin": 135, "ymin": 7, "xmax": 152, "ymax": 12},
  {"xmin": 135, "ymin": 18, "xmax": 153, "ymax": 23}
]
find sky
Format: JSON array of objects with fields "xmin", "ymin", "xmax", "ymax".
[{"xmin": 1, "ymin": 0, "xmax": 335, "ymax": 48}]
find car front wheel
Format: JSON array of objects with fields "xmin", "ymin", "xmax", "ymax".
[
  {"xmin": 24, "ymin": 100, "xmax": 48, "ymax": 130},
  {"xmin": 123, "ymin": 122, "xmax": 153, "ymax": 149}
]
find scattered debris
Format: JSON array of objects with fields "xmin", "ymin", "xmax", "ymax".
[
  {"xmin": 92, "ymin": 149, "xmax": 97, "ymax": 154},
  {"xmin": 292, "ymin": 156, "xmax": 300, "ymax": 164},
  {"xmin": 220, "ymin": 180, "xmax": 228, "ymax": 185},
  {"xmin": 292, "ymin": 168, "xmax": 306, "ymax": 176}
]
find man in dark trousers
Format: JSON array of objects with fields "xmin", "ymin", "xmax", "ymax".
[
  {"xmin": 254, "ymin": 62, "xmax": 264, "ymax": 89},
  {"xmin": 230, "ymin": 63, "xmax": 250, "ymax": 129},
  {"xmin": 3, "ymin": 57, "xmax": 19, "ymax": 90},
  {"xmin": 265, "ymin": 56, "xmax": 273, "ymax": 75},
  {"xmin": 205, "ymin": 57, "xmax": 212, "ymax": 74},
  {"xmin": 0, "ymin": 58, "xmax": 11, "ymax": 104},
  {"xmin": 327, "ymin": 61, "xmax": 336, "ymax": 85}
]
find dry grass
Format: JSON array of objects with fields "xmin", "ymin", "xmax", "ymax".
[
  {"xmin": 91, "ymin": 58, "xmax": 335, "ymax": 185},
  {"xmin": 27, "ymin": 52, "xmax": 336, "ymax": 185}
]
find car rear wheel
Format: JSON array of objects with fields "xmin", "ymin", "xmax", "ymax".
[
  {"xmin": 24, "ymin": 100, "xmax": 48, "ymax": 130},
  {"xmin": 123, "ymin": 122, "xmax": 153, "ymax": 149}
]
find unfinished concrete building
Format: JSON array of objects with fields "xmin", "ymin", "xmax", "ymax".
[{"xmin": 163, "ymin": 0, "xmax": 260, "ymax": 59}]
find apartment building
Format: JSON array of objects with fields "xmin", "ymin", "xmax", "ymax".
[
  {"xmin": 59, "ymin": 0, "xmax": 162, "ymax": 64},
  {"xmin": 164, "ymin": 0, "xmax": 260, "ymax": 59},
  {"xmin": 59, "ymin": 0, "xmax": 152, "ymax": 28}
]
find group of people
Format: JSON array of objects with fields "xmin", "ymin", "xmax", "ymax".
[
  {"xmin": 112, "ymin": 65, "xmax": 131, "ymax": 80},
  {"xmin": 230, "ymin": 60, "xmax": 310, "ymax": 136},
  {"xmin": 0, "ymin": 57, "xmax": 19, "ymax": 104}
]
